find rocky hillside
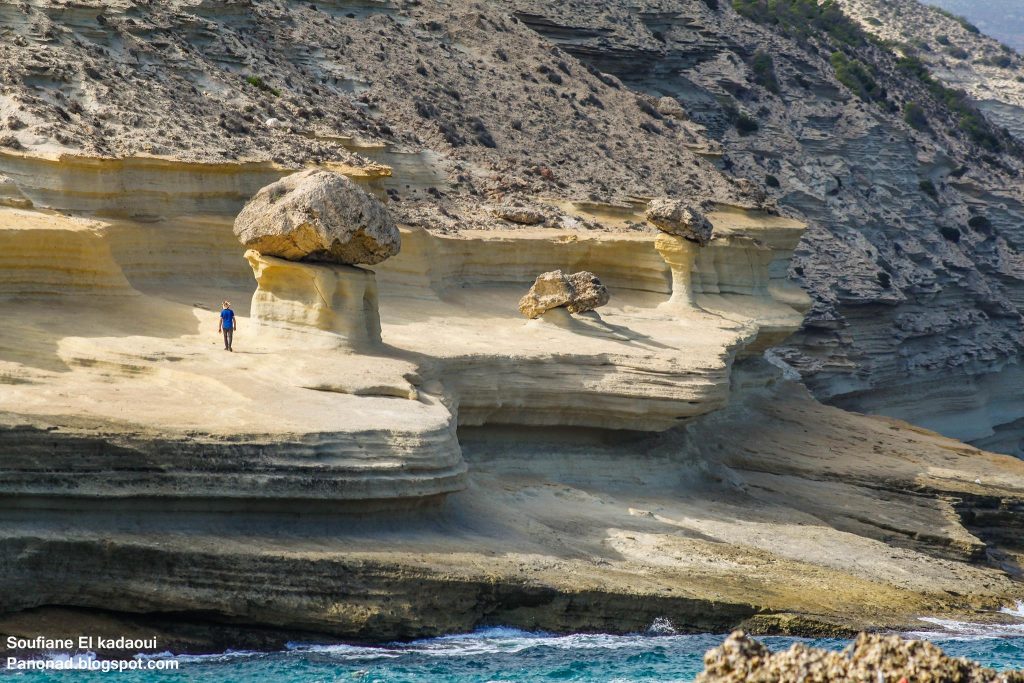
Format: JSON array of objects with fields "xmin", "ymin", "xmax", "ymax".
[
  {"xmin": 499, "ymin": 0, "xmax": 1024, "ymax": 453},
  {"xmin": 925, "ymin": 0, "xmax": 1024, "ymax": 52},
  {"xmin": 3, "ymin": 0, "xmax": 1024, "ymax": 454}
]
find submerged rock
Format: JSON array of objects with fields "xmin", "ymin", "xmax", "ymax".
[
  {"xmin": 645, "ymin": 198, "xmax": 714, "ymax": 245},
  {"xmin": 233, "ymin": 169, "xmax": 400, "ymax": 265},
  {"xmin": 698, "ymin": 631, "xmax": 1024, "ymax": 683},
  {"xmin": 518, "ymin": 269, "xmax": 610, "ymax": 319}
]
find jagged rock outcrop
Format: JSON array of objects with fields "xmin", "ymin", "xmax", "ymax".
[
  {"xmin": 645, "ymin": 199, "xmax": 714, "ymax": 246},
  {"xmin": 698, "ymin": 631, "xmax": 1024, "ymax": 683},
  {"xmin": 518, "ymin": 269, "xmax": 610, "ymax": 318},
  {"xmin": 233, "ymin": 169, "xmax": 399, "ymax": 265}
]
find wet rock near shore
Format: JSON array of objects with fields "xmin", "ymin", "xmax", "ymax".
[
  {"xmin": 233, "ymin": 169, "xmax": 400, "ymax": 265},
  {"xmin": 698, "ymin": 631, "xmax": 1024, "ymax": 683}
]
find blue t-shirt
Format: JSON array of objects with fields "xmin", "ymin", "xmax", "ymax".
[{"xmin": 221, "ymin": 308, "xmax": 235, "ymax": 330}]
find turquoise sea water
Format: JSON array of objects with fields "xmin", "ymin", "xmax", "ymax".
[{"xmin": 5, "ymin": 620, "xmax": 1024, "ymax": 683}]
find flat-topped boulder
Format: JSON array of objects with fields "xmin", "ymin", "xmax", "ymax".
[
  {"xmin": 646, "ymin": 198, "xmax": 714, "ymax": 245},
  {"xmin": 233, "ymin": 169, "xmax": 400, "ymax": 265},
  {"xmin": 518, "ymin": 269, "xmax": 610, "ymax": 319}
]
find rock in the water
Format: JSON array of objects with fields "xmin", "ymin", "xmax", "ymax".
[
  {"xmin": 697, "ymin": 631, "xmax": 1024, "ymax": 683},
  {"xmin": 233, "ymin": 168, "xmax": 400, "ymax": 265},
  {"xmin": 518, "ymin": 270, "xmax": 610, "ymax": 319},
  {"xmin": 645, "ymin": 199, "xmax": 714, "ymax": 245}
]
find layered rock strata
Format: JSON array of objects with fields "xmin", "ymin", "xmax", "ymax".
[
  {"xmin": 244, "ymin": 251, "xmax": 382, "ymax": 348},
  {"xmin": 0, "ymin": 0, "xmax": 1023, "ymax": 649}
]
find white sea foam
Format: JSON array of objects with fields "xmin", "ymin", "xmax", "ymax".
[
  {"xmin": 647, "ymin": 617, "xmax": 679, "ymax": 635},
  {"xmin": 147, "ymin": 649, "xmax": 268, "ymax": 664},
  {"xmin": 283, "ymin": 628, "xmax": 718, "ymax": 660},
  {"xmin": 1000, "ymin": 601, "xmax": 1024, "ymax": 619},
  {"xmin": 909, "ymin": 601, "xmax": 1024, "ymax": 640}
]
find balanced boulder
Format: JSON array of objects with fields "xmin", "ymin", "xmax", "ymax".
[
  {"xmin": 645, "ymin": 198, "xmax": 714, "ymax": 245},
  {"xmin": 233, "ymin": 169, "xmax": 399, "ymax": 265},
  {"xmin": 519, "ymin": 270, "xmax": 610, "ymax": 319}
]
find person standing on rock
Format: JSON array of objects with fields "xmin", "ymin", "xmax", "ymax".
[{"xmin": 218, "ymin": 301, "xmax": 236, "ymax": 352}]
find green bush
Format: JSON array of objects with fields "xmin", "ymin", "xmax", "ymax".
[
  {"xmin": 936, "ymin": 34, "xmax": 950, "ymax": 46},
  {"xmin": 946, "ymin": 46, "xmax": 969, "ymax": 59},
  {"xmin": 968, "ymin": 215, "xmax": 992, "ymax": 230},
  {"xmin": 897, "ymin": 54, "xmax": 1003, "ymax": 152},
  {"xmin": 984, "ymin": 54, "xmax": 1013, "ymax": 68},
  {"xmin": 736, "ymin": 112, "xmax": 760, "ymax": 135},
  {"xmin": 732, "ymin": 0, "xmax": 864, "ymax": 46},
  {"xmin": 919, "ymin": 179, "xmax": 938, "ymax": 198},
  {"xmin": 765, "ymin": 174, "xmax": 781, "ymax": 188},
  {"xmin": 830, "ymin": 51, "xmax": 885, "ymax": 103},
  {"xmin": 245, "ymin": 75, "xmax": 280, "ymax": 97},
  {"xmin": 903, "ymin": 101, "xmax": 929, "ymax": 130},
  {"xmin": 749, "ymin": 50, "xmax": 781, "ymax": 93},
  {"xmin": 940, "ymin": 226, "xmax": 961, "ymax": 242}
]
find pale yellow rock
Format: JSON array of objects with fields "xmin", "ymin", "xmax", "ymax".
[
  {"xmin": 0, "ymin": 207, "xmax": 135, "ymax": 297},
  {"xmin": 245, "ymin": 249, "xmax": 381, "ymax": 348},
  {"xmin": 0, "ymin": 151, "xmax": 287, "ymax": 218},
  {"xmin": 655, "ymin": 233, "xmax": 699, "ymax": 308}
]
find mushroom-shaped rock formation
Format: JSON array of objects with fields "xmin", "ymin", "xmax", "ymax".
[
  {"xmin": 233, "ymin": 168, "xmax": 400, "ymax": 265},
  {"xmin": 645, "ymin": 198, "xmax": 714, "ymax": 246},
  {"xmin": 518, "ymin": 270, "xmax": 610, "ymax": 319}
]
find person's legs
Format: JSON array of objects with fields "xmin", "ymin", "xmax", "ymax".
[
  {"xmin": 223, "ymin": 328, "xmax": 232, "ymax": 350},
  {"xmin": 226, "ymin": 328, "xmax": 233, "ymax": 351}
]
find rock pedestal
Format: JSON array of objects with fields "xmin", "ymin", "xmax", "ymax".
[
  {"xmin": 245, "ymin": 250, "xmax": 381, "ymax": 348},
  {"xmin": 654, "ymin": 233, "xmax": 699, "ymax": 308}
]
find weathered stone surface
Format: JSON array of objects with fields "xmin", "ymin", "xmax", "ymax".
[
  {"xmin": 698, "ymin": 631, "xmax": 1024, "ymax": 683},
  {"xmin": 645, "ymin": 199, "xmax": 714, "ymax": 245},
  {"xmin": 233, "ymin": 169, "xmax": 399, "ymax": 265},
  {"xmin": 656, "ymin": 96, "xmax": 687, "ymax": 119},
  {"xmin": 518, "ymin": 269, "xmax": 610, "ymax": 319},
  {"xmin": 0, "ymin": 175, "xmax": 31, "ymax": 209},
  {"xmin": 245, "ymin": 250, "xmax": 382, "ymax": 348},
  {"xmin": 490, "ymin": 203, "xmax": 546, "ymax": 226}
]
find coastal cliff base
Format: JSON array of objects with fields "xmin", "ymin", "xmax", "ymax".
[{"xmin": 2, "ymin": 374, "xmax": 1023, "ymax": 652}]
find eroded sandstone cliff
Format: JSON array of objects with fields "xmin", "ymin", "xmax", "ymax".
[
  {"xmin": 5, "ymin": 0, "xmax": 1024, "ymax": 453},
  {"xmin": 0, "ymin": 0, "xmax": 1023, "ymax": 649}
]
